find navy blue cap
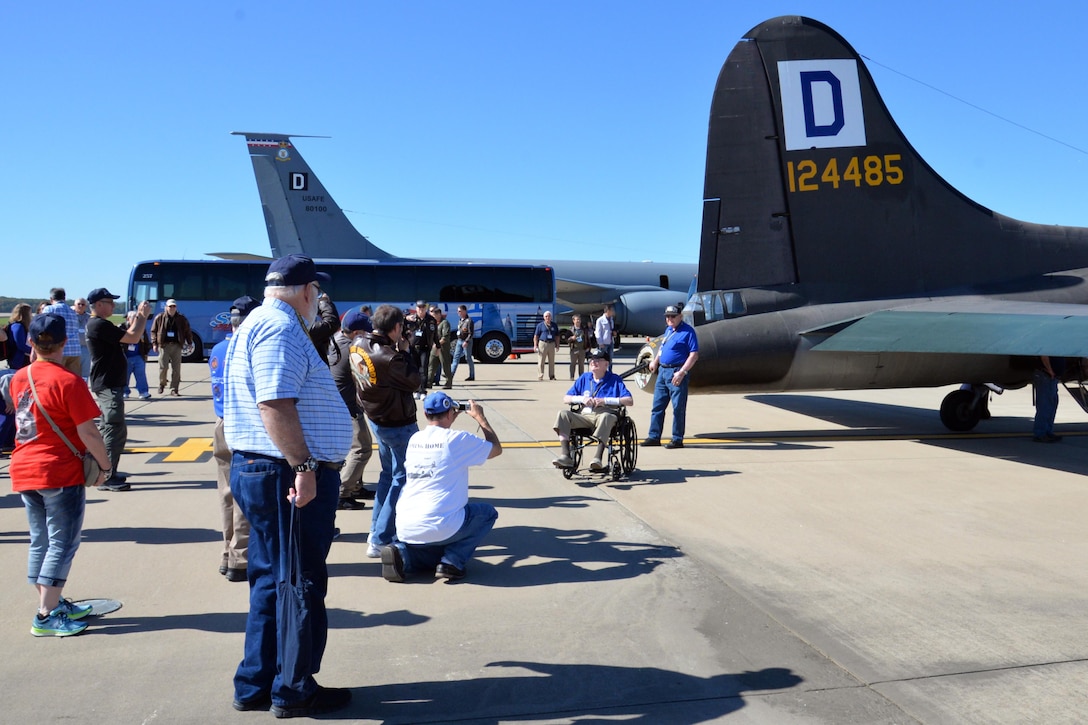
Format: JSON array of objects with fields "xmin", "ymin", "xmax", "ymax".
[
  {"xmin": 230, "ymin": 295, "xmax": 261, "ymax": 317},
  {"xmin": 87, "ymin": 287, "xmax": 120, "ymax": 304},
  {"xmin": 341, "ymin": 306, "xmax": 373, "ymax": 333},
  {"xmin": 29, "ymin": 313, "xmax": 66, "ymax": 345},
  {"xmin": 264, "ymin": 254, "xmax": 331, "ymax": 287}
]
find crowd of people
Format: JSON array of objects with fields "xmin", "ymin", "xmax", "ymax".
[{"xmin": 0, "ymin": 259, "xmax": 700, "ymax": 718}]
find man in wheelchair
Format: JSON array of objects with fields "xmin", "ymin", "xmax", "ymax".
[{"xmin": 552, "ymin": 348, "xmax": 634, "ymax": 472}]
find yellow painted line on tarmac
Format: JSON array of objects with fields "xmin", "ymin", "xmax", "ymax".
[{"xmin": 121, "ymin": 429, "xmax": 1081, "ymax": 465}]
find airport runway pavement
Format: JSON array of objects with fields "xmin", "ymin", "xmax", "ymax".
[{"xmin": 2, "ymin": 350, "xmax": 1087, "ymax": 723}]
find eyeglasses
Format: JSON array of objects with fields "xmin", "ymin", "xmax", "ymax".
[
  {"xmin": 665, "ymin": 314, "xmax": 678, "ymax": 319},
  {"xmin": 310, "ymin": 282, "xmax": 321, "ymax": 294}
]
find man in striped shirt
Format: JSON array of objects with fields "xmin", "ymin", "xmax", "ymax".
[{"xmin": 224, "ymin": 254, "xmax": 354, "ymax": 719}]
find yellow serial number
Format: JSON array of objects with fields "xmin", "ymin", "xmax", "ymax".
[{"xmin": 787, "ymin": 154, "xmax": 904, "ymax": 192}]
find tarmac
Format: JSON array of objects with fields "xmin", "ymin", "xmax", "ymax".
[{"xmin": 2, "ymin": 347, "xmax": 1088, "ymax": 724}]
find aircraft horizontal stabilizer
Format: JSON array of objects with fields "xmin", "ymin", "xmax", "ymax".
[{"xmin": 813, "ymin": 304, "xmax": 1088, "ymax": 358}]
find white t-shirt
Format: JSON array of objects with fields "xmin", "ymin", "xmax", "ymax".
[{"xmin": 396, "ymin": 424, "xmax": 493, "ymax": 544}]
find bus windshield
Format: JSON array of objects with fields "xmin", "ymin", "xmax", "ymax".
[{"xmin": 128, "ymin": 259, "xmax": 555, "ymax": 363}]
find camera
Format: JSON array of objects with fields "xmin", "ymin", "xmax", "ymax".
[{"xmin": 455, "ymin": 401, "xmax": 470, "ymax": 412}]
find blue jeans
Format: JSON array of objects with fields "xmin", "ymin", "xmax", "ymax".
[
  {"xmin": 647, "ymin": 368, "xmax": 689, "ymax": 444},
  {"xmin": 368, "ymin": 420, "xmax": 418, "ymax": 546},
  {"xmin": 397, "ymin": 502, "xmax": 498, "ymax": 571},
  {"xmin": 1033, "ymin": 371, "xmax": 1059, "ymax": 437},
  {"xmin": 450, "ymin": 338, "xmax": 475, "ymax": 379},
  {"xmin": 124, "ymin": 355, "xmax": 149, "ymax": 397},
  {"xmin": 229, "ymin": 452, "xmax": 339, "ymax": 707},
  {"xmin": 23, "ymin": 486, "xmax": 86, "ymax": 588}
]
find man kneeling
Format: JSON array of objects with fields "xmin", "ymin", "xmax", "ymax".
[
  {"xmin": 553, "ymin": 348, "xmax": 634, "ymax": 471},
  {"xmin": 381, "ymin": 392, "xmax": 502, "ymax": 582}
]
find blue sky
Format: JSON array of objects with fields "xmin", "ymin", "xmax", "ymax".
[{"xmin": 4, "ymin": 2, "xmax": 1086, "ymax": 300}]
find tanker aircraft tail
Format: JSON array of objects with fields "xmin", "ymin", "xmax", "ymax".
[
  {"xmin": 232, "ymin": 132, "xmax": 696, "ymax": 335},
  {"xmin": 638, "ymin": 15, "xmax": 1088, "ymax": 431}
]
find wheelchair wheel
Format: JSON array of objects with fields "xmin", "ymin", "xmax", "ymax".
[{"xmin": 620, "ymin": 417, "xmax": 638, "ymax": 474}]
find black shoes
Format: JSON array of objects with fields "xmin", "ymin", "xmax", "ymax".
[
  {"xmin": 232, "ymin": 694, "xmax": 272, "ymax": 712},
  {"xmin": 271, "ymin": 686, "xmax": 352, "ymax": 719},
  {"xmin": 640, "ymin": 439, "xmax": 660, "ymax": 447},
  {"xmin": 1033, "ymin": 433, "xmax": 1063, "ymax": 443},
  {"xmin": 665, "ymin": 440, "xmax": 685, "ymax": 449},
  {"xmin": 381, "ymin": 545, "xmax": 405, "ymax": 582},
  {"xmin": 224, "ymin": 567, "xmax": 247, "ymax": 583},
  {"xmin": 465, "ymin": 377, "xmax": 475, "ymax": 381},
  {"xmin": 435, "ymin": 562, "xmax": 465, "ymax": 580},
  {"xmin": 337, "ymin": 497, "xmax": 367, "ymax": 510},
  {"xmin": 98, "ymin": 476, "xmax": 130, "ymax": 492}
]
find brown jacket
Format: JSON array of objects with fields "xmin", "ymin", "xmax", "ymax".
[
  {"xmin": 349, "ymin": 331, "xmax": 420, "ymax": 428},
  {"xmin": 150, "ymin": 311, "xmax": 192, "ymax": 347}
]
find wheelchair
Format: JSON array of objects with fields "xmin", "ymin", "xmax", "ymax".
[{"xmin": 561, "ymin": 405, "xmax": 638, "ymax": 481}]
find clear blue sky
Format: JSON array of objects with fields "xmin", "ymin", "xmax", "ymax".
[{"xmin": 5, "ymin": 2, "xmax": 1086, "ymax": 300}]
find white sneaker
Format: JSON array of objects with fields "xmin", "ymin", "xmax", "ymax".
[
  {"xmin": 552, "ymin": 455, "xmax": 574, "ymax": 469},
  {"xmin": 366, "ymin": 541, "xmax": 382, "ymax": 558},
  {"xmin": 589, "ymin": 458, "xmax": 606, "ymax": 472}
]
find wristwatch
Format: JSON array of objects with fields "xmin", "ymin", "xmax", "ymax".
[{"xmin": 292, "ymin": 456, "xmax": 320, "ymax": 474}]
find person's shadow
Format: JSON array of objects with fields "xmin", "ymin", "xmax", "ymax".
[{"xmin": 348, "ymin": 660, "xmax": 803, "ymax": 723}]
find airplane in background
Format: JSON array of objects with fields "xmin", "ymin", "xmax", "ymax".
[
  {"xmin": 633, "ymin": 15, "xmax": 1088, "ymax": 432},
  {"xmin": 231, "ymin": 132, "xmax": 695, "ymax": 336}
]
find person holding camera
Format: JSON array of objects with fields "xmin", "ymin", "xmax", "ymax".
[
  {"xmin": 380, "ymin": 392, "xmax": 502, "ymax": 582},
  {"xmin": 552, "ymin": 348, "xmax": 634, "ymax": 472}
]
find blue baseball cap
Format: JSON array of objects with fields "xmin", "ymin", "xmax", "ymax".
[
  {"xmin": 29, "ymin": 313, "xmax": 67, "ymax": 345},
  {"xmin": 230, "ymin": 295, "xmax": 261, "ymax": 317},
  {"xmin": 341, "ymin": 305, "xmax": 373, "ymax": 333},
  {"xmin": 264, "ymin": 254, "xmax": 331, "ymax": 287},
  {"xmin": 424, "ymin": 391, "xmax": 457, "ymax": 415}
]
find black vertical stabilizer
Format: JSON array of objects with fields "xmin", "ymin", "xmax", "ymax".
[
  {"xmin": 232, "ymin": 132, "xmax": 394, "ymax": 260},
  {"xmin": 699, "ymin": 16, "xmax": 1088, "ymax": 302}
]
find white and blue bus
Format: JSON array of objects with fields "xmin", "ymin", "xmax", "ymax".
[{"xmin": 127, "ymin": 259, "xmax": 555, "ymax": 363}]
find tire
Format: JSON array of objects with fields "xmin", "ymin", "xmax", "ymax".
[
  {"xmin": 476, "ymin": 332, "xmax": 511, "ymax": 364},
  {"xmin": 939, "ymin": 389, "xmax": 981, "ymax": 432},
  {"xmin": 181, "ymin": 334, "xmax": 203, "ymax": 363}
]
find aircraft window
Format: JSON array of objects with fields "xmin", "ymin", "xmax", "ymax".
[
  {"xmin": 699, "ymin": 293, "xmax": 724, "ymax": 322},
  {"xmin": 724, "ymin": 292, "xmax": 746, "ymax": 316}
]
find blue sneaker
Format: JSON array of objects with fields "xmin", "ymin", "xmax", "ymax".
[
  {"xmin": 31, "ymin": 610, "xmax": 88, "ymax": 637},
  {"xmin": 55, "ymin": 598, "xmax": 94, "ymax": 620}
]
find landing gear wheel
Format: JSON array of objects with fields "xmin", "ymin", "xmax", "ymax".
[{"xmin": 940, "ymin": 389, "xmax": 982, "ymax": 432}]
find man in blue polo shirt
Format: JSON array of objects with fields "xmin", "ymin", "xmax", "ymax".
[
  {"xmin": 552, "ymin": 348, "xmax": 634, "ymax": 471},
  {"xmin": 643, "ymin": 305, "xmax": 699, "ymax": 449},
  {"xmin": 224, "ymin": 255, "xmax": 353, "ymax": 719}
]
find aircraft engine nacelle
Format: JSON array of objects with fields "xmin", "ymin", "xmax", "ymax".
[
  {"xmin": 613, "ymin": 290, "xmax": 690, "ymax": 337},
  {"xmin": 633, "ymin": 312, "xmax": 797, "ymax": 394}
]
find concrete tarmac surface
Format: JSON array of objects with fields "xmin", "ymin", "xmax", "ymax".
[{"xmin": 2, "ymin": 349, "xmax": 1088, "ymax": 723}]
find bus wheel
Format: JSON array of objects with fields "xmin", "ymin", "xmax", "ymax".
[
  {"xmin": 477, "ymin": 332, "xmax": 510, "ymax": 364},
  {"xmin": 182, "ymin": 334, "xmax": 203, "ymax": 363}
]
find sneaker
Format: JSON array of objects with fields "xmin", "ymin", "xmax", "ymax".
[
  {"xmin": 31, "ymin": 610, "xmax": 88, "ymax": 637},
  {"xmin": 55, "ymin": 597, "xmax": 93, "ymax": 620},
  {"xmin": 270, "ymin": 686, "xmax": 352, "ymax": 719},
  {"xmin": 98, "ymin": 476, "xmax": 131, "ymax": 492},
  {"xmin": 588, "ymin": 458, "xmax": 606, "ymax": 472},
  {"xmin": 552, "ymin": 455, "xmax": 574, "ymax": 469},
  {"xmin": 435, "ymin": 562, "xmax": 465, "ymax": 580},
  {"xmin": 366, "ymin": 540, "xmax": 382, "ymax": 558},
  {"xmin": 381, "ymin": 545, "xmax": 405, "ymax": 582},
  {"xmin": 640, "ymin": 439, "xmax": 661, "ymax": 447},
  {"xmin": 665, "ymin": 440, "xmax": 685, "ymax": 449},
  {"xmin": 139, "ymin": 394, "xmax": 152, "ymax": 400},
  {"xmin": 158, "ymin": 387, "xmax": 164, "ymax": 394},
  {"xmin": 171, "ymin": 390, "xmax": 180, "ymax": 397}
]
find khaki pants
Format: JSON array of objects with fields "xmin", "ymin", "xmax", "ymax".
[
  {"xmin": 537, "ymin": 340, "xmax": 556, "ymax": 379},
  {"xmin": 158, "ymin": 342, "xmax": 182, "ymax": 392},
  {"xmin": 213, "ymin": 418, "xmax": 249, "ymax": 568}
]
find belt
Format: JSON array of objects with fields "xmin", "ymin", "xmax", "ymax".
[
  {"xmin": 660, "ymin": 364, "xmax": 680, "ymax": 369},
  {"xmin": 236, "ymin": 450, "xmax": 344, "ymax": 472}
]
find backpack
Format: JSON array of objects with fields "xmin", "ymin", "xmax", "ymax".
[{"xmin": 1, "ymin": 323, "xmax": 13, "ymax": 366}]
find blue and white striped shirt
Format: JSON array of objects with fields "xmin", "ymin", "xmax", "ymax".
[{"xmin": 223, "ymin": 297, "xmax": 352, "ymax": 462}]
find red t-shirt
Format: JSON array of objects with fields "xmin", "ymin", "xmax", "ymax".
[{"xmin": 9, "ymin": 360, "xmax": 102, "ymax": 492}]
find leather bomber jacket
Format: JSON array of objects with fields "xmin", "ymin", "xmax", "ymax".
[{"xmin": 349, "ymin": 331, "xmax": 420, "ymax": 428}]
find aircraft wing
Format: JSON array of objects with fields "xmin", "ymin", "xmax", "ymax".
[{"xmin": 810, "ymin": 300, "xmax": 1088, "ymax": 358}]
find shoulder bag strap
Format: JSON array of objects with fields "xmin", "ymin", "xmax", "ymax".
[{"xmin": 26, "ymin": 365, "xmax": 82, "ymax": 458}]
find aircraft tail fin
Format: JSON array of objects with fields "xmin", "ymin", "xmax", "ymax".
[
  {"xmin": 232, "ymin": 132, "xmax": 393, "ymax": 260},
  {"xmin": 698, "ymin": 16, "xmax": 1088, "ymax": 302}
]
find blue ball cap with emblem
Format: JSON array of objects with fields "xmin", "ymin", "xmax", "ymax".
[
  {"xmin": 424, "ymin": 391, "xmax": 457, "ymax": 415},
  {"xmin": 29, "ymin": 313, "xmax": 67, "ymax": 345},
  {"xmin": 264, "ymin": 254, "xmax": 331, "ymax": 287},
  {"xmin": 87, "ymin": 287, "xmax": 120, "ymax": 304}
]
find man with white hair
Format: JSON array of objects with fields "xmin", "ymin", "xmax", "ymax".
[{"xmin": 224, "ymin": 255, "xmax": 353, "ymax": 718}]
